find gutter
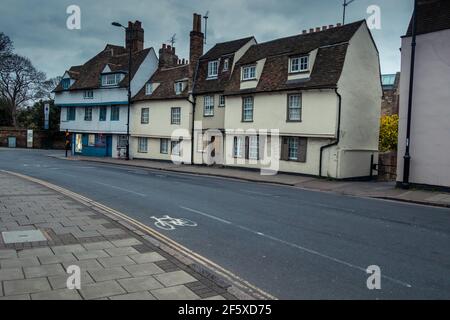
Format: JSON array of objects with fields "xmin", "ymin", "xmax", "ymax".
[
  {"xmin": 187, "ymin": 60, "xmax": 200, "ymax": 164},
  {"xmin": 319, "ymin": 88, "xmax": 342, "ymax": 177}
]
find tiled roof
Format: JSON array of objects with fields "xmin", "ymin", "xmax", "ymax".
[
  {"xmin": 225, "ymin": 20, "xmax": 365, "ymax": 95},
  {"xmin": 194, "ymin": 37, "xmax": 254, "ymax": 94},
  {"xmin": 54, "ymin": 44, "xmax": 151, "ymax": 92},
  {"xmin": 133, "ymin": 64, "xmax": 190, "ymax": 101},
  {"xmin": 405, "ymin": 0, "xmax": 450, "ymax": 36}
]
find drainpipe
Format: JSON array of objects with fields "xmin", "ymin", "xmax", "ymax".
[
  {"xmin": 187, "ymin": 60, "xmax": 200, "ymax": 164},
  {"xmin": 319, "ymin": 88, "xmax": 342, "ymax": 177},
  {"xmin": 402, "ymin": 0, "xmax": 418, "ymax": 189}
]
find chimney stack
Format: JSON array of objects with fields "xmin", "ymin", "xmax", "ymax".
[
  {"xmin": 315, "ymin": 27, "xmax": 321, "ymax": 32},
  {"xmin": 302, "ymin": 30, "xmax": 307, "ymax": 34},
  {"xmin": 322, "ymin": 26, "xmax": 327, "ymax": 31},
  {"xmin": 189, "ymin": 13, "xmax": 204, "ymax": 83},
  {"xmin": 159, "ymin": 43, "xmax": 179, "ymax": 68},
  {"xmin": 126, "ymin": 21, "xmax": 144, "ymax": 53},
  {"xmin": 309, "ymin": 28, "xmax": 314, "ymax": 33}
]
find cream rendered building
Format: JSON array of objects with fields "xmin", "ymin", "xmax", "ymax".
[{"xmin": 223, "ymin": 21, "xmax": 382, "ymax": 179}]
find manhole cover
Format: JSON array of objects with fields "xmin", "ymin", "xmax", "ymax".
[{"xmin": 2, "ymin": 230, "xmax": 47, "ymax": 244}]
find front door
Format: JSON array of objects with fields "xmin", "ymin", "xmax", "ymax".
[{"xmin": 106, "ymin": 135, "xmax": 112, "ymax": 157}]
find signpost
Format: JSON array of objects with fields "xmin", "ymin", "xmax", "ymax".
[{"xmin": 44, "ymin": 103, "xmax": 50, "ymax": 130}]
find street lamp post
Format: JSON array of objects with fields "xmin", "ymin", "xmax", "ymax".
[{"xmin": 112, "ymin": 22, "xmax": 131, "ymax": 160}]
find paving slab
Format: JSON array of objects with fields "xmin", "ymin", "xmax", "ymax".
[
  {"xmin": 18, "ymin": 247, "xmax": 53, "ymax": 258},
  {"xmin": 31, "ymin": 288, "xmax": 82, "ymax": 300},
  {"xmin": 129, "ymin": 252, "xmax": 166, "ymax": 264},
  {"xmin": 98, "ymin": 255, "xmax": 136, "ymax": 268},
  {"xmin": 0, "ymin": 249, "xmax": 17, "ymax": 259},
  {"xmin": 109, "ymin": 291, "xmax": 156, "ymax": 300},
  {"xmin": 151, "ymin": 285, "xmax": 200, "ymax": 300},
  {"xmin": 3, "ymin": 278, "xmax": 51, "ymax": 296},
  {"xmin": 79, "ymin": 280, "xmax": 126, "ymax": 300},
  {"xmin": 38, "ymin": 253, "xmax": 77, "ymax": 265},
  {"xmin": 123, "ymin": 262, "xmax": 165, "ymax": 277},
  {"xmin": 48, "ymin": 271, "xmax": 94, "ymax": 290},
  {"xmin": 74, "ymin": 249, "xmax": 109, "ymax": 260},
  {"xmin": 111, "ymin": 238, "xmax": 142, "ymax": 247},
  {"xmin": 52, "ymin": 244, "xmax": 86, "ymax": 255},
  {"xmin": 82, "ymin": 241, "xmax": 115, "ymax": 251},
  {"xmin": 63, "ymin": 259, "xmax": 103, "ymax": 272},
  {"xmin": 154, "ymin": 270, "xmax": 198, "ymax": 287},
  {"xmin": 0, "ymin": 268, "xmax": 24, "ymax": 281},
  {"xmin": 118, "ymin": 276, "xmax": 164, "ymax": 293},
  {"xmin": 24, "ymin": 263, "xmax": 66, "ymax": 278},
  {"xmin": 105, "ymin": 246, "xmax": 139, "ymax": 257},
  {"xmin": 88, "ymin": 267, "xmax": 131, "ymax": 282}
]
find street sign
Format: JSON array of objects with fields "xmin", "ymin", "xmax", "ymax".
[
  {"xmin": 44, "ymin": 103, "xmax": 50, "ymax": 130},
  {"xmin": 27, "ymin": 129, "xmax": 33, "ymax": 148}
]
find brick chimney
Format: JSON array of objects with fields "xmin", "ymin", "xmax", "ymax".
[
  {"xmin": 126, "ymin": 21, "xmax": 144, "ymax": 53},
  {"xmin": 159, "ymin": 44, "xmax": 179, "ymax": 68},
  {"xmin": 189, "ymin": 13, "xmax": 204, "ymax": 80}
]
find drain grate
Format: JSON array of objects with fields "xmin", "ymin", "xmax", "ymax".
[{"xmin": 1, "ymin": 230, "xmax": 47, "ymax": 244}]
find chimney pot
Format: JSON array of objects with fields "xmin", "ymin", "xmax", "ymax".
[
  {"xmin": 329, "ymin": 24, "xmax": 334, "ymax": 29},
  {"xmin": 309, "ymin": 28, "xmax": 314, "ymax": 33},
  {"xmin": 322, "ymin": 26, "xmax": 327, "ymax": 31},
  {"xmin": 315, "ymin": 27, "xmax": 321, "ymax": 32},
  {"xmin": 302, "ymin": 30, "xmax": 307, "ymax": 34}
]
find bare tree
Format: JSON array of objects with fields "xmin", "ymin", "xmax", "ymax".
[
  {"xmin": 36, "ymin": 76, "xmax": 62, "ymax": 100},
  {"xmin": 0, "ymin": 32, "xmax": 13, "ymax": 57},
  {"xmin": 0, "ymin": 54, "xmax": 46, "ymax": 126}
]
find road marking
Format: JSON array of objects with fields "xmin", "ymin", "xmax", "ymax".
[
  {"xmin": 241, "ymin": 190, "xmax": 275, "ymax": 197},
  {"xmin": 179, "ymin": 206, "xmax": 413, "ymax": 289},
  {"xmin": 93, "ymin": 181, "xmax": 147, "ymax": 197},
  {"xmin": 151, "ymin": 215, "xmax": 197, "ymax": 231},
  {"xmin": 180, "ymin": 206, "xmax": 232, "ymax": 225}
]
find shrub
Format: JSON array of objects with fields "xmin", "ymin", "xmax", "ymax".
[{"xmin": 379, "ymin": 114, "xmax": 399, "ymax": 152}]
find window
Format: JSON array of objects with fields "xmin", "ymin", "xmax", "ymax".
[
  {"xmin": 138, "ymin": 137, "xmax": 148, "ymax": 153},
  {"xmin": 207, "ymin": 60, "xmax": 219, "ymax": 78},
  {"xmin": 288, "ymin": 137, "xmax": 299, "ymax": 160},
  {"xmin": 145, "ymin": 83, "xmax": 153, "ymax": 95},
  {"xmin": 84, "ymin": 107, "xmax": 92, "ymax": 121},
  {"xmin": 219, "ymin": 95, "xmax": 225, "ymax": 107},
  {"xmin": 249, "ymin": 136, "xmax": 259, "ymax": 160},
  {"xmin": 290, "ymin": 56, "xmax": 309, "ymax": 73},
  {"xmin": 88, "ymin": 134, "xmax": 96, "ymax": 147},
  {"xmin": 171, "ymin": 140, "xmax": 181, "ymax": 156},
  {"xmin": 141, "ymin": 108, "xmax": 149, "ymax": 124},
  {"xmin": 99, "ymin": 107, "xmax": 107, "ymax": 121},
  {"xmin": 101, "ymin": 73, "xmax": 122, "ymax": 86},
  {"xmin": 242, "ymin": 97, "xmax": 254, "ymax": 122},
  {"xmin": 171, "ymin": 107, "xmax": 181, "ymax": 125},
  {"xmin": 117, "ymin": 135, "xmax": 127, "ymax": 148},
  {"xmin": 287, "ymin": 94, "xmax": 302, "ymax": 121},
  {"xmin": 67, "ymin": 108, "xmax": 76, "ymax": 121},
  {"xmin": 233, "ymin": 136, "xmax": 244, "ymax": 158},
  {"xmin": 204, "ymin": 96, "xmax": 214, "ymax": 116},
  {"xmin": 160, "ymin": 139, "xmax": 169, "ymax": 154},
  {"xmin": 61, "ymin": 79, "xmax": 71, "ymax": 90},
  {"xmin": 111, "ymin": 106, "xmax": 120, "ymax": 121},
  {"xmin": 84, "ymin": 90, "xmax": 94, "ymax": 99},
  {"xmin": 175, "ymin": 82, "xmax": 184, "ymax": 95},
  {"xmin": 223, "ymin": 59, "xmax": 229, "ymax": 72},
  {"xmin": 242, "ymin": 66, "xmax": 256, "ymax": 80}
]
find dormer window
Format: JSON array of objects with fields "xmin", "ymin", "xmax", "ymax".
[
  {"xmin": 101, "ymin": 73, "xmax": 122, "ymax": 86},
  {"xmin": 61, "ymin": 78, "xmax": 71, "ymax": 90},
  {"xmin": 242, "ymin": 65, "xmax": 256, "ymax": 81},
  {"xmin": 290, "ymin": 56, "xmax": 309, "ymax": 73},
  {"xmin": 223, "ymin": 59, "xmax": 229, "ymax": 72},
  {"xmin": 175, "ymin": 81, "xmax": 185, "ymax": 95},
  {"xmin": 207, "ymin": 60, "xmax": 219, "ymax": 78},
  {"xmin": 145, "ymin": 83, "xmax": 153, "ymax": 95}
]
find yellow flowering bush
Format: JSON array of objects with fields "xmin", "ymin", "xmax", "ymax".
[{"xmin": 379, "ymin": 114, "xmax": 399, "ymax": 152}]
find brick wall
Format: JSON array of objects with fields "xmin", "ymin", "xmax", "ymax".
[
  {"xmin": 378, "ymin": 151, "xmax": 397, "ymax": 181},
  {"xmin": 0, "ymin": 127, "xmax": 65, "ymax": 149}
]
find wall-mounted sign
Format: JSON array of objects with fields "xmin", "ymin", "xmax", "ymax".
[{"xmin": 27, "ymin": 129, "xmax": 33, "ymax": 148}]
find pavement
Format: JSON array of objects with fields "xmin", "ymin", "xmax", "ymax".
[
  {"xmin": 1, "ymin": 148, "xmax": 449, "ymax": 299},
  {"xmin": 0, "ymin": 170, "xmax": 249, "ymax": 300},
  {"xmin": 57, "ymin": 153, "xmax": 450, "ymax": 208}
]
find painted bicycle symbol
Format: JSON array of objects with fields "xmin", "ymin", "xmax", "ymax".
[{"xmin": 150, "ymin": 215, "xmax": 197, "ymax": 231}]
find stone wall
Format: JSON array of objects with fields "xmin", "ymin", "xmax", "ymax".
[{"xmin": 378, "ymin": 151, "xmax": 397, "ymax": 181}]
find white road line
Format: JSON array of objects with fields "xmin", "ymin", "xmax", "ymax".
[
  {"xmin": 179, "ymin": 205, "xmax": 413, "ymax": 289},
  {"xmin": 93, "ymin": 181, "xmax": 147, "ymax": 197},
  {"xmin": 241, "ymin": 190, "xmax": 274, "ymax": 197},
  {"xmin": 179, "ymin": 206, "xmax": 232, "ymax": 225}
]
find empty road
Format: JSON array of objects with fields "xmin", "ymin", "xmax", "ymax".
[{"xmin": 1, "ymin": 148, "xmax": 449, "ymax": 299}]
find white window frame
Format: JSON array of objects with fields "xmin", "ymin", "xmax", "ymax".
[
  {"xmin": 175, "ymin": 82, "xmax": 184, "ymax": 95},
  {"xmin": 204, "ymin": 96, "xmax": 214, "ymax": 116},
  {"xmin": 171, "ymin": 107, "xmax": 181, "ymax": 125},
  {"xmin": 249, "ymin": 136, "xmax": 259, "ymax": 160},
  {"xmin": 84, "ymin": 107, "xmax": 92, "ymax": 121},
  {"xmin": 288, "ymin": 94, "xmax": 302, "ymax": 121},
  {"xmin": 141, "ymin": 108, "xmax": 149, "ymax": 124},
  {"xmin": 288, "ymin": 137, "xmax": 299, "ymax": 161},
  {"xmin": 219, "ymin": 95, "xmax": 225, "ymax": 107},
  {"xmin": 117, "ymin": 135, "xmax": 127, "ymax": 148},
  {"xmin": 145, "ymin": 83, "xmax": 153, "ymax": 95},
  {"xmin": 207, "ymin": 60, "xmax": 219, "ymax": 78},
  {"xmin": 160, "ymin": 138, "xmax": 169, "ymax": 154},
  {"xmin": 138, "ymin": 137, "xmax": 148, "ymax": 153},
  {"xmin": 242, "ymin": 97, "xmax": 254, "ymax": 122},
  {"xmin": 242, "ymin": 65, "xmax": 256, "ymax": 81},
  {"xmin": 101, "ymin": 73, "xmax": 122, "ymax": 86},
  {"xmin": 84, "ymin": 90, "xmax": 94, "ymax": 99},
  {"xmin": 290, "ymin": 56, "xmax": 309, "ymax": 73},
  {"xmin": 233, "ymin": 136, "xmax": 244, "ymax": 158}
]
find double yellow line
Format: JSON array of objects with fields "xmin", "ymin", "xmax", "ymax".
[{"xmin": 2, "ymin": 170, "xmax": 276, "ymax": 300}]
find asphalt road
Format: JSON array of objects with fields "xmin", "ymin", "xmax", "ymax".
[{"xmin": 1, "ymin": 148, "xmax": 449, "ymax": 299}]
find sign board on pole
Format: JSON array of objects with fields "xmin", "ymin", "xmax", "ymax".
[
  {"xmin": 44, "ymin": 103, "xmax": 50, "ymax": 130},
  {"xmin": 27, "ymin": 130, "xmax": 33, "ymax": 148}
]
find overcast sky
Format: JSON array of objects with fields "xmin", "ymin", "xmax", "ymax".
[{"xmin": 0, "ymin": 0, "xmax": 413, "ymax": 79}]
